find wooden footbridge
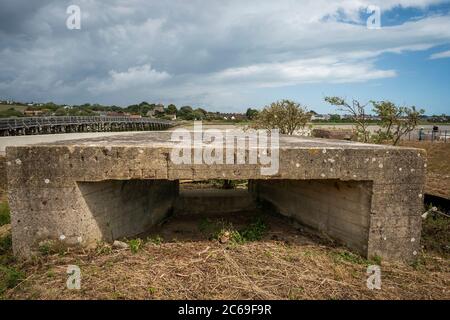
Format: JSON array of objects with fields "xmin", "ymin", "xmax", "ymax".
[{"xmin": 0, "ymin": 116, "xmax": 173, "ymax": 136}]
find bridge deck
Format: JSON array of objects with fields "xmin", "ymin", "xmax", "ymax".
[{"xmin": 0, "ymin": 116, "xmax": 173, "ymax": 136}]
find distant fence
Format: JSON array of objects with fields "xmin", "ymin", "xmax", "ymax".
[
  {"xmin": 405, "ymin": 129, "xmax": 449, "ymax": 142},
  {"xmin": 0, "ymin": 116, "xmax": 173, "ymax": 136}
]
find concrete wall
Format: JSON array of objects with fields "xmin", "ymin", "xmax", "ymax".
[
  {"xmin": 250, "ymin": 179, "xmax": 372, "ymax": 255},
  {"xmin": 174, "ymin": 189, "xmax": 256, "ymax": 215},
  {"xmin": 78, "ymin": 179, "xmax": 178, "ymax": 242},
  {"xmin": 8, "ymin": 178, "xmax": 178, "ymax": 256}
]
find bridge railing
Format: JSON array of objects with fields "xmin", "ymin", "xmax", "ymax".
[{"xmin": 0, "ymin": 116, "xmax": 172, "ymax": 130}]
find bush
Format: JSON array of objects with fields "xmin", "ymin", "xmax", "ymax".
[
  {"xmin": 253, "ymin": 100, "xmax": 311, "ymax": 135},
  {"xmin": 212, "ymin": 217, "xmax": 268, "ymax": 244},
  {"xmin": 0, "ymin": 265, "xmax": 25, "ymax": 295},
  {"xmin": 0, "ymin": 202, "xmax": 10, "ymax": 226},
  {"xmin": 0, "ymin": 108, "xmax": 23, "ymax": 118},
  {"xmin": 0, "ymin": 234, "xmax": 12, "ymax": 255},
  {"xmin": 128, "ymin": 239, "xmax": 143, "ymax": 253},
  {"xmin": 240, "ymin": 217, "xmax": 267, "ymax": 241}
]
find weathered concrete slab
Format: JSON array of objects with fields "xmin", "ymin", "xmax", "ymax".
[{"xmin": 6, "ymin": 131, "xmax": 426, "ymax": 262}]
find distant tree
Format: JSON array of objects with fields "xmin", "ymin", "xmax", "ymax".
[
  {"xmin": 141, "ymin": 105, "xmax": 153, "ymax": 116},
  {"xmin": 54, "ymin": 107, "xmax": 67, "ymax": 116},
  {"xmin": 253, "ymin": 100, "xmax": 311, "ymax": 135},
  {"xmin": 329, "ymin": 114, "xmax": 341, "ymax": 122},
  {"xmin": 126, "ymin": 104, "xmax": 139, "ymax": 113},
  {"xmin": 325, "ymin": 96, "xmax": 425, "ymax": 145},
  {"xmin": 167, "ymin": 104, "xmax": 177, "ymax": 114},
  {"xmin": 78, "ymin": 108, "xmax": 95, "ymax": 116},
  {"xmin": 0, "ymin": 108, "xmax": 23, "ymax": 118},
  {"xmin": 196, "ymin": 108, "xmax": 208, "ymax": 116},
  {"xmin": 179, "ymin": 106, "xmax": 193, "ymax": 113},
  {"xmin": 193, "ymin": 109, "xmax": 206, "ymax": 120},
  {"xmin": 371, "ymin": 100, "xmax": 425, "ymax": 145},
  {"xmin": 43, "ymin": 102, "xmax": 60, "ymax": 111},
  {"xmin": 325, "ymin": 96, "xmax": 371, "ymax": 142},
  {"xmin": 246, "ymin": 108, "xmax": 259, "ymax": 120},
  {"xmin": 177, "ymin": 106, "xmax": 195, "ymax": 120},
  {"xmin": 110, "ymin": 105, "xmax": 122, "ymax": 111}
]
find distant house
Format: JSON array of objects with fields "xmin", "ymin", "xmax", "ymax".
[
  {"xmin": 311, "ymin": 114, "xmax": 331, "ymax": 121},
  {"xmin": 106, "ymin": 111, "xmax": 125, "ymax": 117},
  {"xmin": 218, "ymin": 112, "xmax": 246, "ymax": 120},
  {"xmin": 146, "ymin": 105, "xmax": 165, "ymax": 118},
  {"xmin": 23, "ymin": 110, "xmax": 44, "ymax": 116}
]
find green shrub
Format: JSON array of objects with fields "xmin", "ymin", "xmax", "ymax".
[
  {"xmin": 0, "ymin": 202, "xmax": 10, "ymax": 226},
  {"xmin": 38, "ymin": 241, "xmax": 54, "ymax": 255},
  {"xmin": 333, "ymin": 250, "xmax": 382, "ymax": 266},
  {"xmin": 334, "ymin": 251, "xmax": 367, "ymax": 265},
  {"xmin": 240, "ymin": 217, "xmax": 267, "ymax": 241},
  {"xmin": 421, "ymin": 211, "xmax": 449, "ymax": 258},
  {"xmin": 147, "ymin": 235, "xmax": 163, "ymax": 245},
  {"xmin": 0, "ymin": 265, "xmax": 25, "ymax": 295},
  {"xmin": 0, "ymin": 234, "xmax": 12, "ymax": 254},
  {"xmin": 215, "ymin": 217, "xmax": 268, "ymax": 245},
  {"xmin": 128, "ymin": 239, "xmax": 143, "ymax": 254}
]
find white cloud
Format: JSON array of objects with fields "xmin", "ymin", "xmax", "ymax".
[
  {"xmin": 0, "ymin": 0, "xmax": 449, "ymax": 109},
  {"xmin": 91, "ymin": 64, "xmax": 170, "ymax": 93},
  {"xmin": 209, "ymin": 58, "xmax": 396, "ymax": 87},
  {"xmin": 429, "ymin": 49, "xmax": 450, "ymax": 59}
]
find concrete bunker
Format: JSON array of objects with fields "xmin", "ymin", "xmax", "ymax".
[{"xmin": 6, "ymin": 131, "xmax": 425, "ymax": 262}]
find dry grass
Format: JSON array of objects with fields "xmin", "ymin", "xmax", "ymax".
[
  {"xmin": 2, "ymin": 237, "xmax": 448, "ymax": 300},
  {"xmin": 399, "ymin": 141, "xmax": 450, "ymax": 199},
  {"xmin": 1, "ymin": 210, "xmax": 449, "ymax": 300}
]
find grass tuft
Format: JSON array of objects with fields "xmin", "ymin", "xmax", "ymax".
[
  {"xmin": 0, "ymin": 265, "xmax": 24, "ymax": 295},
  {"xmin": 421, "ymin": 211, "xmax": 449, "ymax": 258},
  {"xmin": 0, "ymin": 202, "xmax": 10, "ymax": 226},
  {"xmin": 128, "ymin": 239, "xmax": 143, "ymax": 254},
  {"xmin": 147, "ymin": 235, "xmax": 163, "ymax": 245}
]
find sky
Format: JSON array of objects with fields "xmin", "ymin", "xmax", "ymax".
[{"xmin": 0, "ymin": 0, "xmax": 449, "ymax": 115}]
